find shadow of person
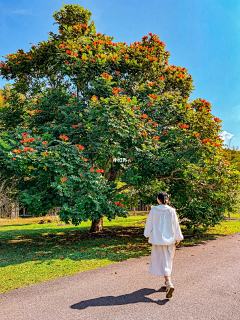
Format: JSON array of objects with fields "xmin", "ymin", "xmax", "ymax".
[{"xmin": 70, "ymin": 287, "xmax": 169, "ymax": 310}]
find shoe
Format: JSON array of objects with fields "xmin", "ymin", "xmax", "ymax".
[{"xmin": 166, "ymin": 284, "xmax": 174, "ymax": 298}]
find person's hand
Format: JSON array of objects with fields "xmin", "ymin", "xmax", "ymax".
[{"xmin": 175, "ymin": 241, "xmax": 180, "ymax": 246}]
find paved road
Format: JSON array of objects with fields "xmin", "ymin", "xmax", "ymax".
[{"xmin": 0, "ymin": 233, "xmax": 240, "ymax": 320}]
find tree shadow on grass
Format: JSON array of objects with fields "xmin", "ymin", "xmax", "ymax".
[
  {"xmin": 0, "ymin": 226, "xmax": 152, "ymax": 268},
  {"xmin": 70, "ymin": 288, "xmax": 169, "ymax": 310},
  {"xmin": 0, "ymin": 225, "xmax": 224, "ymax": 269}
]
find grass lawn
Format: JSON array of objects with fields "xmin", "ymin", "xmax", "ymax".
[{"xmin": 0, "ymin": 212, "xmax": 240, "ymax": 294}]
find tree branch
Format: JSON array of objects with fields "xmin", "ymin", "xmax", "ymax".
[
  {"xmin": 104, "ymin": 154, "xmax": 113, "ymax": 179},
  {"xmin": 156, "ymin": 169, "xmax": 185, "ymax": 180},
  {"xmin": 117, "ymin": 185, "xmax": 132, "ymax": 193}
]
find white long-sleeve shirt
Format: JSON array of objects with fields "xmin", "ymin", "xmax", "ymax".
[{"xmin": 144, "ymin": 204, "xmax": 184, "ymax": 245}]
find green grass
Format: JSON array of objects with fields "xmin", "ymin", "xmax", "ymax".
[{"xmin": 0, "ymin": 212, "xmax": 240, "ymax": 294}]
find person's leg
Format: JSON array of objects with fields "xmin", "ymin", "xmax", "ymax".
[{"xmin": 164, "ymin": 245, "xmax": 175, "ymax": 285}]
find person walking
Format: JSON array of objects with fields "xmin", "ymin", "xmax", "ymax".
[{"xmin": 144, "ymin": 192, "xmax": 184, "ymax": 298}]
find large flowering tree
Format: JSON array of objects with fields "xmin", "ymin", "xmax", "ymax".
[{"xmin": 0, "ymin": 4, "xmax": 239, "ymax": 232}]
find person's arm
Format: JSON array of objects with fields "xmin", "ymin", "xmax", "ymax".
[
  {"xmin": 144, "ymin": 209, "xmax": 153, "ymax": 239},
  {"xmin": 173, "ymin": 209, "xmax": 184, "ymax": 245}
]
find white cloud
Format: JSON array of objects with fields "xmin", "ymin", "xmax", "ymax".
[
  {"xmin": 11, "ymin": 9, "xmax": 31, "ymax": 15},
  {"xmin": 220, "ymin": 131, "xmax": 234, "ymax": 147}
]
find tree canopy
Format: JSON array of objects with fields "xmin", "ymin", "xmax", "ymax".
[{"xmin": 0, "ymin": 4, "xmax": 239, "ymax": 232}]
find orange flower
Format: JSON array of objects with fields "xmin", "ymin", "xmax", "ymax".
[
  {"xmin": 112, "ymin": 87, "xmax": 122, "ymax": 96},
  {"xmin": 75, "ymin": 144, "xmax": 85, "ymax": 150},
  {"xmin": 13, "ymin": 149, "xmax": 22, "ymax": 153},
  {"xmin": 102, "ymin": 72, "xmax": 110, "ymax": 79},
  {"xmin": 59, "ymin": 135, "xmax": 69, "ymax": 141},
  {"xmin": 61, "ymin": 177, "xmax": 67, "ymax": 182},
  {"xmin": 90, "ymin": 168, "xmax": 95, "ymax": 172},
  {"xmin": 224, "ymin": 162, "xmax": 230, "ymax": 166},
  {"xmin": 91, "ymin": 95, "xmax": 98, "ymax": 101}
]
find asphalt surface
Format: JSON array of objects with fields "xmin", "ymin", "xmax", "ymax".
[{"xmin": 0, "ymin": 233, "xmax": 240, "ymax": 320}]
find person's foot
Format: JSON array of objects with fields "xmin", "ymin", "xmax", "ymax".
[
  {"xmin": 165, "ymin": 281, "xmax": 168, "ymax": 291},
  {"xmin": 165, "ymin": 280, "xmax": 171, "ymax": 289},
  {"xmin": 166, "ymin": 282, "xmax": 174, "ymax": 298}
]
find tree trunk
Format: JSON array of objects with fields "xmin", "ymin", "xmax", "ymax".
[
  {"xmin": 90, "ymin": 217, "xmax": 103, "ymax": 232},
  {"xmin": 89, "ymin": 161, "xmax": 119, "ymax": 233}
]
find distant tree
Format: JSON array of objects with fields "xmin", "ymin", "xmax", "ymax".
[
  {"xmin": 225, "ymin": 148, "xmax": 240, "ymax": 172},
  {"xmin": 120, "ymin": 179, "xmax": 167, "ymax": 210}
]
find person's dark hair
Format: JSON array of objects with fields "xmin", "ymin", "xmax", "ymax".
[{"xmin": 157, "ymin": 192, "xmax": 170, "ymax": 204}]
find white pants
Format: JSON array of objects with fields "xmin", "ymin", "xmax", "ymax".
[{"xmin": 149, "ymin": 244, "xmax": 175, "ymax": 276}]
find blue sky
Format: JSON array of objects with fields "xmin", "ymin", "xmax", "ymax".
[{"xmin": 1, "ymin": 0, "xmax": 239, "ymax": 148}]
